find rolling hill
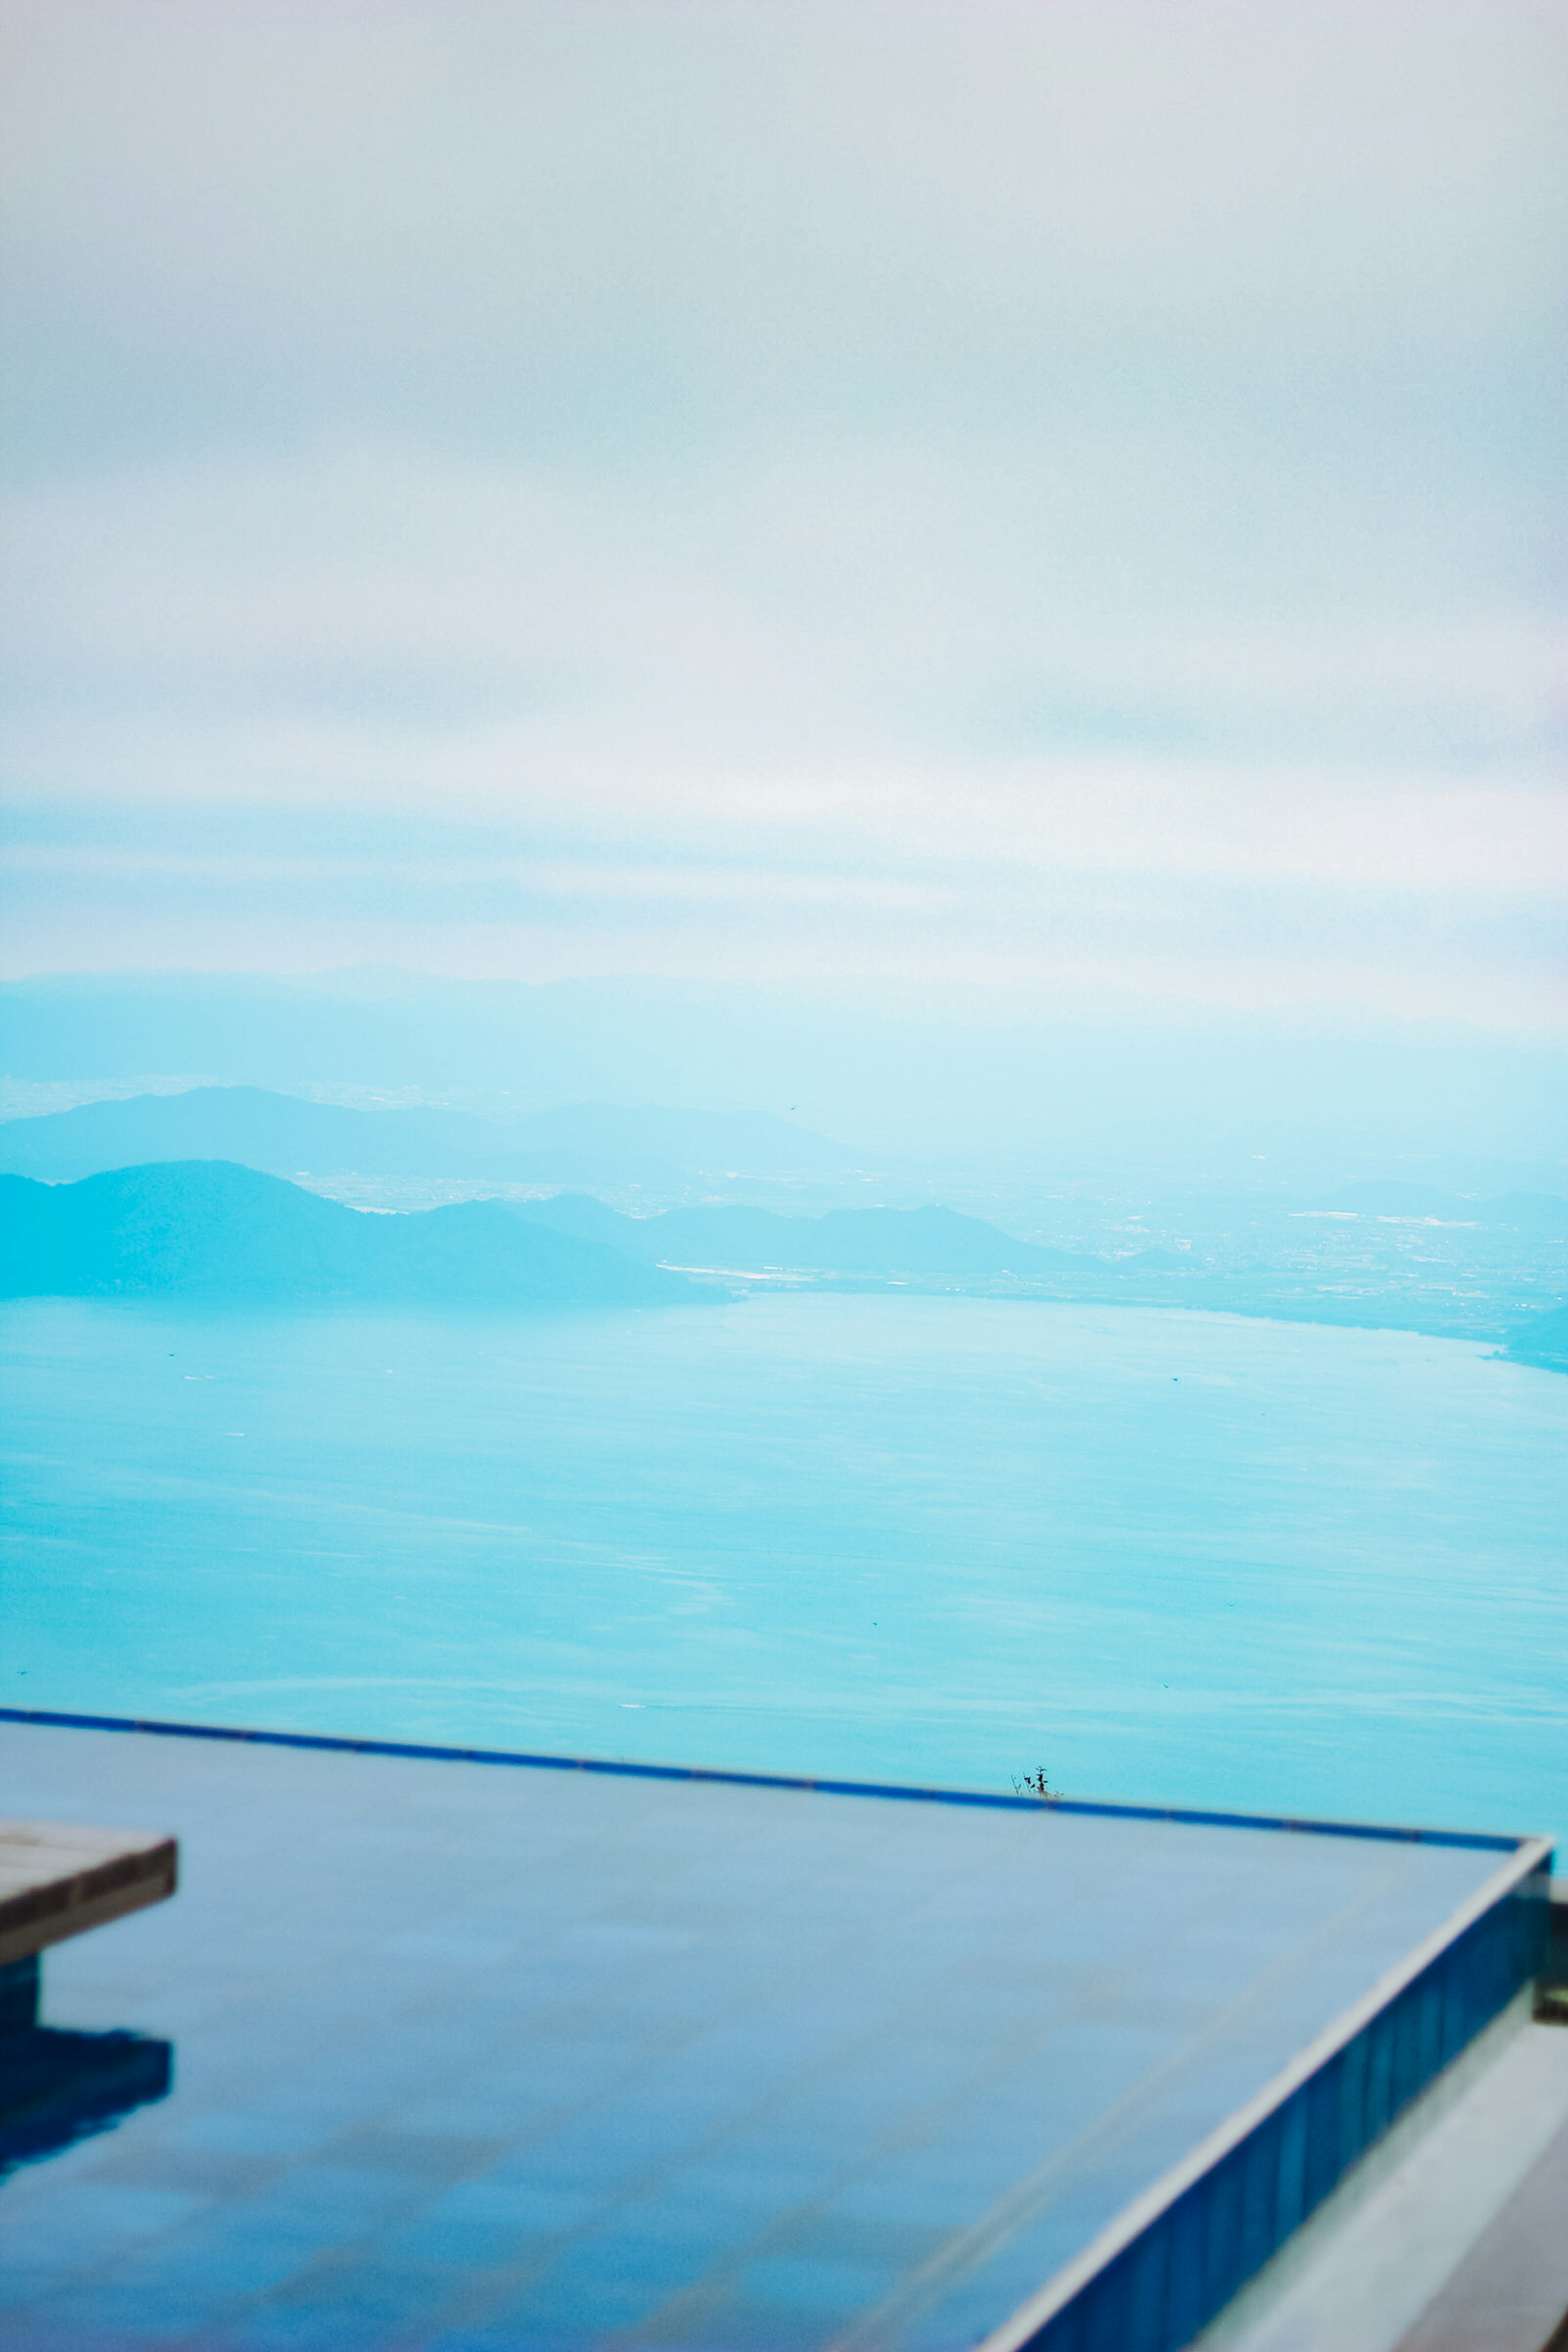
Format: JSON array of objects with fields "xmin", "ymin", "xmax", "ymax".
[{"xmin": 0, "ymin": 1164, "xmax": 707, "ymax": 1306}]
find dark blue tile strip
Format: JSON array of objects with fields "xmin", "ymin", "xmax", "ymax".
[
  {"xmin": 0, "ymin": 1707, "xmax": 1528, "ymax": 1854},
  {"xmin": 1016, "ymin": 1864, "xmax": 1552, "ymax": 2352}
]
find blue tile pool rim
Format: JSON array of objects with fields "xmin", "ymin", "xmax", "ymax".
[
  {"xmin": 0, "ymin": 1705, "xmax": 1543, "ymax": 1855},
  {"xmin": 0, "ymin": 1707, "xmax": 1556, "ymax": 2350},
  {"xmin": 975, "ymin": 1827, "xmax": 1554, "ymax": 2352}
]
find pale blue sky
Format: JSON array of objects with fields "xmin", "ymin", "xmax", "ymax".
[{"xmin": 1, "ymin": 0, "xmax": 1564, "ymax": 1026}]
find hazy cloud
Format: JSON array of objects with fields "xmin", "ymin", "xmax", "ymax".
[{"xmin": 1, "ymin": 0, "xmax": 1563, "ymax": 1019}]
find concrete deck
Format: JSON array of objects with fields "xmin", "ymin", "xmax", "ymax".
[{"xmin": 1189, "ymin": 1988, "xmax": 1568, "ymax": 2351}]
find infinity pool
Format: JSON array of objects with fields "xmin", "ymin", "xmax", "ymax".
[{"xmin": 2, "ymin": 1293, "xmax": 1564, "ymax": 1833}]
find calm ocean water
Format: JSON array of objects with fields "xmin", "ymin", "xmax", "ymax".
[{"xmin": 2, "ymin": 1294, "xmax": 1564, "ymax": 1836}]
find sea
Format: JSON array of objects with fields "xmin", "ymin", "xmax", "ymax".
[{"xmin": 2, "ymin": 1293, "xmax": 1564, "ymax": 1838}]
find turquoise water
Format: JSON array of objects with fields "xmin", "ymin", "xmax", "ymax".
[{"xmin": 2, "ymin": 1294, "xmax": 1564, "ymax": 1836}]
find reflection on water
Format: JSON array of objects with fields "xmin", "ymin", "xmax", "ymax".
[{"xmin": 0, "ymin": 1957, "xmax": 172, "ymax": 2177}]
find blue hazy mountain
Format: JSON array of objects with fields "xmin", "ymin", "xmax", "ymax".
[
  {"xmin": 0, "ymin": 1087, "xmax": 854, "ymax": 1186},
  {"xmin": 0, "ymin": 1164, "xmax": 706, "ymax": 1305},
  {"xmin": 0, "ymin": 1089, "xmax": 506, "ymax": 1181},
  {"xmin": 4, "ymin": 970, "xmax": 1565, "ymax": 1188},
  {"xmin": 512, "ymin": 1195, "xmax": 1098, "ymax": 1277}
]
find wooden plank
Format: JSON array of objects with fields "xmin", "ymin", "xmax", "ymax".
[{"xmin": 0, "ymin": 1822, "xmax": 177, "ymax": 1965}]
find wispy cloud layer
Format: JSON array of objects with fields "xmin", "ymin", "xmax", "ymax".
[{"xmin": 1, "ymin": 2, "xmax": 1563, "ymax": 1020}]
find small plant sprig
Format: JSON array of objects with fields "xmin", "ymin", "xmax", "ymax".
[{"xmin": 1012, "ymin": 1765, "xmax": 1054, "ymax": 1801}]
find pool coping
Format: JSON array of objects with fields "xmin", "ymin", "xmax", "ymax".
[
  {"xmin": 975, "ymin": 1828, "xmax": 1553, "ymax": 2351},
  {"xmin": 0, "ymin": 1706, "xmax": 1538, "ymax": 1855}
]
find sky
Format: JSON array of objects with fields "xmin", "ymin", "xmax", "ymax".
[{"xmin": 1, "ymin": 0, "xmax": 1564, "ymax": 1029}]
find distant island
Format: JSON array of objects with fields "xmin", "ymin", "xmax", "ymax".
[{"xmin": 0, "ymin": 1163, "xmax": 708, "ymax": 1307}]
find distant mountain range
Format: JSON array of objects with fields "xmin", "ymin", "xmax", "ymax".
[
  {"xmin": 4, "ymin": 969, "xmax": 1565, "ymax": 1195},
  {"xmin": 511, "ymin": 1195, "xmax": 1106, "ymax": 1278},
  {"xmin": 0, "ymin": 1087, "xmax": 858, "ymax": 1188},
  {"xmin": 0, "ymin": 1163, "xmax": 1111, "ymax": 1298},
  {"xmin": 0, "ymin": 1165, "xmax": 707, "ymax": 1306},
  {"xmin": 2, "ymin": 1160, "xmax": 1561, "ymax": 1354}
]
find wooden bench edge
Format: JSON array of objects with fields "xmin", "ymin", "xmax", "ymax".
[{"xmin": 0, "ymin": 1838, "xmax": 178, "ymax": 1966}]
